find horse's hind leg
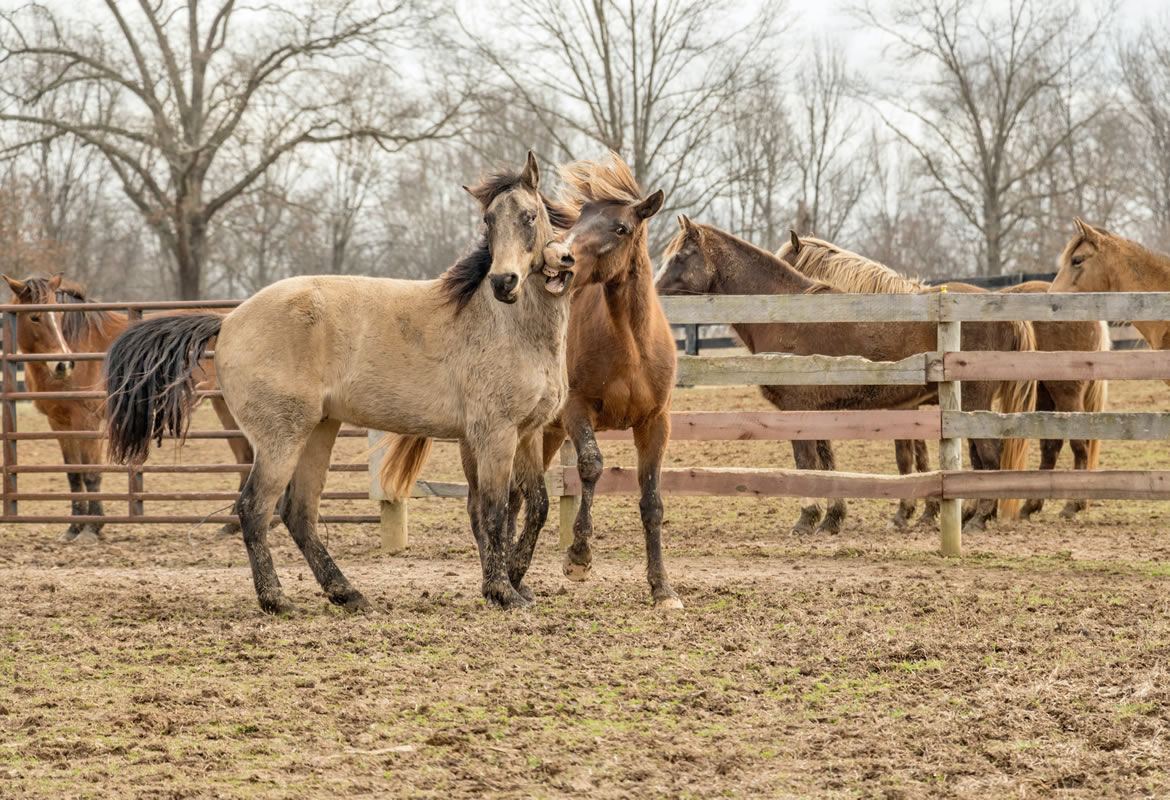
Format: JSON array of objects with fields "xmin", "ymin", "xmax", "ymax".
[
  {"xmin": 78, "ymin": 436, "xmax": 105, "ymax": 541},
  {"xmin": 890, "ymin": 440, "xmax": 917, "ymax": 530},
  {"xmin": 915, "ymin": 440, "xmax": 940, "ymax": 526},
  {"xmin": 210, "ymin": 395, "xmax": 277, "ymax": 536},
  {"xmin": 1059, "ymin": 437, "xmax": 1091, "ymax": 519},
  {"xmin": 1021, "ymin": 383, "xmax": 1057, "ymax": 521},
  {"xmin": 815, "ymin": 440, "xmax": 846, "ymax": 535},
  {"xmin": 507, "ymin": 432, "xmax": 549, "ymax": 600},
  {"xmin": 790, "ymin": 440, "xmax": 822, "ymax": 535},
  {"xmin": 962, "ymin": 439, "xmax": 1000, "ymax": 533},
  {"xmin": 634, "ymin": 413, "xmax": 681, "ymax": 609},
  {"xmin": 280, "ymin": 419, "xmax": 369, "ymax": 612}
]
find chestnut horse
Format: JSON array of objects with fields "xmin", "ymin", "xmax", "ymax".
[
  {"xmin": 3, "ymin": 273, "xmax": 265, "ymax": 540},
  {"xmin": 542, "ymin": 153, "xmax": 680, "ymax": 609},
  {"xmin": 105, "ymin": 153, "xmax": 576, "ymax": 614},
  {"xmin": 779, "ymin": 235, "xmax": 1106, "ymax": 522},
  {"xmin": 657, "ymin": 219, "xmax": 1035, "ymax": 536},
  {"xmin": 1052, "ymin": 217, "xmax": 1170, "ymax": 356}
]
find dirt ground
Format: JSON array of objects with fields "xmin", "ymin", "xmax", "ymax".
[{"xmin": 2, "ymin": 380, "xmax": 1169, "ymax": 798}]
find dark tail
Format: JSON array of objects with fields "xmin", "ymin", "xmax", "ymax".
[{"xmin": 104, "ymin": 313, "xmax": 224, "ymax": 464}]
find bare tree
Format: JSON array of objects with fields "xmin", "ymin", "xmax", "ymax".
[
  {"xmin": 465, "ymin": 0, "xmax": 782, "ymax": 248},
  {"xmin": 1120, "ymin": 16, "xmax": 1170, "ymax": 253},
  {"xmin": 0, "ymin": 0, "xmax": 465, "ymax": 298},
  {"xmin": 789, "ymin": 41, "xmax": 870, "ymax": 241},
  {"xmin": 858, "ymin": 0, "xmax": 1115, "ymax": 275}
]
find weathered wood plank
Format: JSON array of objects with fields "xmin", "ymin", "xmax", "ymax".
[
  {"xmin": 942, "ymin": 291, "xmax": 1170, "ymax": 322},
  {"xmin": 562, "ymin": 466, "xmax": 942, "ymax": 499},
  {"xmin": 661, "ymin": 293, "xmax": 939, "ymax": 324},
  {"xmin": 593, "ymin": 410, "xmax": 940, "ymax": 441},
  {"xmin": 936, "ymin": 318, "xmax": 963, "ymax": 557},
  {"xmin": 677, "ymin": 352, "xmax": 930, "ymax": 386},
  {"xmin": 943, "ymin": 470, "xmax": 1170, "ymax": 500},
  {"xmin": 943, "ymin": 350, "xmax": 1170, "ymax": 381},
  {"xmin": 944, "ymin": 411, "xmax": 1170, "ymax": 441}
]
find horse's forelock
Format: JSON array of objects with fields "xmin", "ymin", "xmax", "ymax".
[{"xmin": 557, "ymin": 152, "xmax": 643, "ymax": 214}]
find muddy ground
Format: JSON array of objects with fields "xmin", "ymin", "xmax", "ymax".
[{"xmin": 2, "ymin": 381, "xmax": 1168, "ymax": 798}]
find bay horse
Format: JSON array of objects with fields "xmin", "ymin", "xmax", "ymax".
[
  {"xmin": 779, "ymin": 235, "xmax": 1106, "ymax": 522},
  {"xmin": 3, "ymin": 273, "xmax": 266, "ymax": 540},
  {"xmin": 656, "ymin": 219, "xmax": 1034, "ymax": 536},
  {"xmin": 1052, "ymin": 217, "xmax": 1170, "ymax": 355},
  {"xmin": 105, "ymin": 152, "xmax": 576, "ymax": 614}
]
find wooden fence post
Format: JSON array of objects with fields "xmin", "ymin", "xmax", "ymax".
[
  {"xmin": 367, "ymin": 431, "xmax": 408, "ymax": 553},
  {"xmin": 937, "ymin": 289, "xmax": 963, "ymax": 557},
  {"xmin": 558, "ymin": 439, "xmax": 577, "ymax": 548}
]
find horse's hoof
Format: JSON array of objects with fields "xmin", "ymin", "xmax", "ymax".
[
  {"xmin": 258, "ymin": 591, "xmax": 296, "ymax": 616},
  {"xmin": 58, "ymin": 528, "xmax": 80, "ymax": 543},
  {"xmin": 1058, "ymin": 505, "xmax": 1082, "ymax": 520},
  {"xmin": 515, "ymin": 582, "xmax": 535, "ymax": 602},
  {"xmin": 815, "ymin": 522, "xmax": 842, "ymax": 535},
  {"xmin": 73, "ymin": 529, "xmax": 101, "ymax": 545},
  {"xmin": 790, "ymin": 522, "xmax": 815, "ymax": 536},
  {"xmin": 654, "ymin": 595, "xmax": 684, "ymax": 611},
  {"xmin": 330, "ymin": 589, "xmax": 372, "ymax": 613},
  {"xmin": 887, "ymin": 516, "xmax": 910, "ymax": 532},
  {"xmin": 562, "ymin": 550, "xmax": 592, "ymax": 582},
  {"xmin": 962, "ymin": 518, "xmax": 987, "ymax": 534},
  {"xmin": 485, "ymin": 585, "xmax": 530, "ymax": 610}
]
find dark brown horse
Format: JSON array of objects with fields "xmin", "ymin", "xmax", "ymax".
[
  {"xmin": 657, "ymin": 219, "xmax": 1035, "ymax": 535},
  {"xmin": 3, "ymin": 273, "xmax": 265, "ymax": 540},
  {"xmin": 534, "ymin": 153, "xmax": 681, "ymax": 609}
]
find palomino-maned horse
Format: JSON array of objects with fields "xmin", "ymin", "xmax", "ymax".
[
  {"xmin": 778, "ymin": 235, "xmax": 1106, "ymax": 523},
  {"xmin": 105, "ymin": 153, "xmax": 576, "ymax": 614},
  {"xmin": 3, "ymin": 273, "xmax": 268, "ymax": 539},
  {"xmin": 656, "ymin": 219, "xmax": 1035, "ymax": 536},
  {"xmin": 1052, "ymin": 217, "xmax": 1170, "ymax": 355},
  {"xmin": 544, "ymin": 153, "xmax": 679, "ymax": 608}
]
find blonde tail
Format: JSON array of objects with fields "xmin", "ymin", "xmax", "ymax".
[
  {"xmin": 996, "ymin": 320, "xmax": 1038, "ymax": 519},
  {"xmin": 376, "ymin": 434, "xmax": 434, "ymax": 501},
  {"xmin": 1082, "ymin": 322, "xmax": 1111, "ymax": 502}
]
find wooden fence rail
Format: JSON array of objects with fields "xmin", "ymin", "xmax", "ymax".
[{"xmin": 370, "ymin": 291, "xmax": 1170, "ymax": 558}]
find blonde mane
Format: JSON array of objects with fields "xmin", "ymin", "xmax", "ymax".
[
  {"xmin": 558, "ymin": 151, "xmax": 643, "ymax": 213},
  {"xmin": 778, "ymin": 235, "xmax": 926, "ymax": 294}
]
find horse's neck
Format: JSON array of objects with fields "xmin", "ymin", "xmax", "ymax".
[
  {"xmin": 1118, "ymin": 244, "xmax": 1170, "ymax": 293},
  {"xmin": 602, "ymin": 251, "xmax": 663, "ymax": 350}
]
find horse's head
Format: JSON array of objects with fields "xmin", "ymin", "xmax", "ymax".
[
  {"xmin": 1052, "ymin": 217, "xmax": 1118, "ymax": 293},
  {"xmin": 557, "ymin": 153, "xmax": 664, "ymax": 286},
  {"xmin": 3, "ymin": 273, "xmax": 75, "ymax": 380},
  {"xmin": 464, "ymin": 151, "xmax": 574, "ymax": 304},
  {"xmin": 655, "ymin": 216, "xmax": 715, "ymax": 295}
]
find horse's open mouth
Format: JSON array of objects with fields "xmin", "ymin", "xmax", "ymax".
[{"xmin": 542, "ymin": 265, "xmax": 574, "ymax": 295}]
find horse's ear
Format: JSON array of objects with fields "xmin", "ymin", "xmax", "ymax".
[
  {"xmin": 790, "ymin": 230, "xmax": 802, "ymax": 254},
  {"xmin": 1073, "ymin": 217, "xmax": 1097, "ymax": 242},
  {"xmin": 463, "ymin": 183, "xmax": 489, "ymax": 207},
  {"xmin": 3, "ymin": 274, "xmax": 25, "ymax": 297},
  {"xmin": 48, "ymin": 272, "xmax": 63, "ymax": 291},
  {"xmin": 636, "ymin": 190, "xmax": 665, "ymax": 220},
  {"xmin": 520, "ymin": 150, "xmax": 540, "ymax": 190}
]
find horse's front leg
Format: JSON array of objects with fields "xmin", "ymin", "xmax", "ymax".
[
  {"xmin": 634, "ymin": 412, "xmax": 681, "ymax": 609},
  {"xmin": 562, "ymin": 402, "xmax": 601, "ymax": 581},
  {"xmin": 471, "ymin": 426, "xmax": 527, "ymax": 609},
  {"xmin": 53, "ymin": 431, "xmax": 86, "ymax": 543},
  {"xmin": 507, "ymin": 431, "xmax": 548, "ymax": 600},
  {"xmin": 962, "ymin": 439, "xmax": 1000, "ymax": 533},
  {"xmin": 890, "ymin": 439, "xmax": 918, "ymax": 530},
  {"xmin": 815, "ymin": 439, "xmax": 846, "ymax": 535},
  {"xmin": 79, "ymin": 436, "xmax": 105, "ymax": 540}
]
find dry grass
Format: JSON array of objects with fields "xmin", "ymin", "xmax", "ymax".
[{"xmin": 2, "ymin": 380, "xmax": 1169, "ymax": 798}]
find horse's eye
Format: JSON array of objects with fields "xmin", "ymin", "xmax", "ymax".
[
  {"xmin": 524, "ymin": 212, "xmax": 536, "ymax": 227},
  {"xmin": 615, "ymin": 224, "xmax": 630, "ymax": 236},
  {"xmin": 28, "ymin": 314, "xmax": 41, "ymax": 323},
  {"xmin": 1071, "ymin": 254, "xmax": 1085, "ymax": 267}
]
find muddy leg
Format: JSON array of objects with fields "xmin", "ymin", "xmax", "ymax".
[
  {"xmin": 634, "ymin": 413, "xmax": 681, "ymax": 609},
  {"xmin": 1059, "ymin": 438, "xmax": 1090, "ymax": 519},
  {"xmin": 563, "ymin": 402, "xmax": 601, "ymax": 581},
  {"xmin": 60, "ymin": 469, "xmax": 85, "ymax": 543},
  {"xmin": 471, "ymin": 426, "xmax": 526, "ymax": 609},
  {"xmin": 211, "ymin": 395, "xmax": 260, "ymax": 536},
  {"xmin": 962, "ymin": 439, "xmax": 1000, "ymax": 533},
  {"xmin": 458, "ymin": 441, "xmax": 490, "ymax": 578},
  {"xmin": 1020, "ymin": 438, "xmax": 1062, "ymax": 521},
  {"xmin": 507, "ymin": 432, "xmax": 548, "ymax": 600},
  {"xmin": 790, "ymin": 440, "xmax": 822, "ymax": 535},
  {"xmin": 280, "ymin": 420, "xmax": 369, "ymax": 612},
  {"xmin": 890, "ymin": 439, "xmax": 918, "ymax": 530},
  {"xmin": 914, "ymin": 440, "xmax": 940, "ymax": 526},
  {"xmin": 815, "ymin": 440, "xmax": 846, "ymax": 535}
]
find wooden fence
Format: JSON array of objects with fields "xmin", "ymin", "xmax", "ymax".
[
  {"xmin": 0, "ymin": 299, "xmax": 376, "ymax": 527},
  {"xmin": 370, "ymin": 291, "xmax": 1170, "ymax": 558}
]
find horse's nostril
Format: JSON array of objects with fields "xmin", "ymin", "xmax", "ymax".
[
  {"xmin": 503, "ymin": 274, "xmax": 518, "ymax": 291},
  {"xmin": 561, "ymin": 253, "xmax": 575, "ymax": 267}
]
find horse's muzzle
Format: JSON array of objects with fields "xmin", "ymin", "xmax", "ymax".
[
  {"xmin": 541, "ymin": 243, "xmax": 575, "ymax": 296},
  {"xmin": 490, "ymin": 272, "xmax": 521, "ymax": 303},
  {"xmin": 49, "ymin": 360, "xmax": 75, "ymax": 379}
]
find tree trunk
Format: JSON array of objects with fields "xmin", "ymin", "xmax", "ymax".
[{"xmin": 176, "ymin": 216, "xmax": 206, "ymax": 300}]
